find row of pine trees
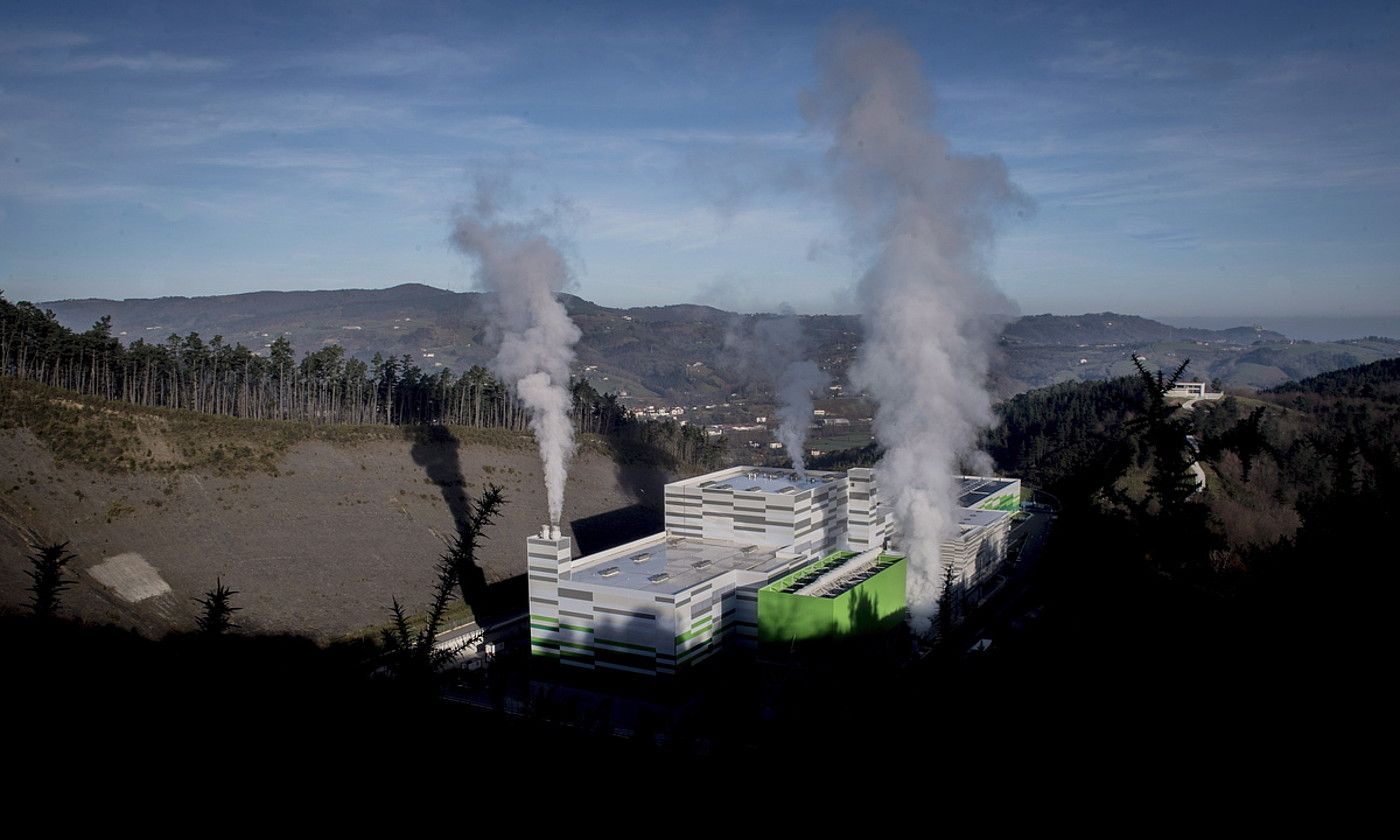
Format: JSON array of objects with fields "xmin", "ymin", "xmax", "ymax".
[{"xmin": 0, "ymin": 293, "xmax": 717, "ymax": 465}]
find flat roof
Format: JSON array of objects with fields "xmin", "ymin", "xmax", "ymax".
[
  {"xmin": 957, "ymin": 477, "xmax": 1016, "ymax": 509},
  {"xmin": 956, "ymin": 508, "xmax": 1012, "ymax": 531},
  {"xmin": 759, "ymin": 549, "xmax": 905, "ymax": 599},
  {"xmin": 566, "ymin": 534, "xmax": 788, "ymax": 596},
  {"xmin": 674, "ymin": 466, "xmax": 843, "ymax": 495}
]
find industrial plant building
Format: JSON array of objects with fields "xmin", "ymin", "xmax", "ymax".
[{"xmin": 527, "ymin": 466, "xmax": 1020, "ymax": 676}]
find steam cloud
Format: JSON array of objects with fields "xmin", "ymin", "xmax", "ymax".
[
  {"xmin": 724, "ymin": 312, "xmax": 829, "ymax": 473},
  {"xmin": 452, "ymin": 185, "xmax": 582, "ymax": 525},
  {"xmin": 804, "ymin": 20, "xmax": 1027, "ymax": 632}
]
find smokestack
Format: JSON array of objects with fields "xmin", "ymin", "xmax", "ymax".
[
  {"xmin": 805, "ymin": 20, "xmax": 1028, "ymax": 633},
  {"xmin": 453, "ymin": 181, "xmax": 582, "ymax": 526}
]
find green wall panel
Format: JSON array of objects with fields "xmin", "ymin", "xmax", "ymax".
[{"xmin": 757, "ymin": 554, "xmax": 907, "ymax": 643}]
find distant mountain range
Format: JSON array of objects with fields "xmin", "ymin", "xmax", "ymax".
[{"xmin": 41, "ymin": 283, "xmax": 1400, "ymax": 401}]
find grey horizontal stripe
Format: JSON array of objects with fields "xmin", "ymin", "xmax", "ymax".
[
  {"xmin": 558, "ymin": 588, "xmax": 593, "ymax": 601},
  {"xmin": 529, "ymin": 596, "xmax": 558, "ymax": 605},
  {"xmin": 560, "ymin": 609, "xmax": 592, "ymax": 620},
  {"xmin": 595, "ymin": 606, "xmax": 654, "ymax": 620}
]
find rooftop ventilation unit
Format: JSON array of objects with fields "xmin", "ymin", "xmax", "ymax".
[
  {"xmin": 745, "ymin": 486, "xmax": 761, "ymax": 492},
  {"xmin": 597, "ymin": 566, "xmax": 620, "ymax": 578},
  {"xmin": 647, "ymin": 572, "xmax": 671, "ymax": 584},
  {"xmin": 692, "ymin": 559, "xmax": 714, "ymax": 570},
  {"xmin": 631, "ymin": 553, "xmax": 652, "ymax": 564}
]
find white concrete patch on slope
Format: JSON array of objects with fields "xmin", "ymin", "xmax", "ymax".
[{"xmin": 87, "ymin": 552, "xmax": 173, "ymax": 602}]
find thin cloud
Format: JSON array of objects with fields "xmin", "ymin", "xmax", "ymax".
[
  {"xmin": 59, "ymin": 51, "xmax": 227, "ymax": 73},
  {"xmin": 0, "ymin": 30, "xmax": 95, "ymax": 53}
]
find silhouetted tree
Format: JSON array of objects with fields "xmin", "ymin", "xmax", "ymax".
[
  {"xmin": 1122, "ymin": 353, "xmax": 1222, "ymax": 579},
  {"xmin": 1127, "ymin": 353, "xmax": 1199, "ymax": 514},
  {"xmin": 443, "ymin": 483, "xmax": 507, "ymax": 617},
  {"xmin": 1219, "ymin": 406, "xmax": 1270, "ymax": 483},
  {"xmin": 193, "ymin": 578, "xmax": 241, "ymax": 635},
  {"xmin": 936, "ymin": 560, "xmax": 960, "ymax": 644},
  {"xmin": 25, "ymin": 540, "xmax": 76, "ymax": 619},
  {"xmin": 380, "ymin": 558, "xmax": 463, "ymax": 685}
]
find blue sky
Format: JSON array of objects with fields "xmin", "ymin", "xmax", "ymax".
[{"xmin": 1, "ymin": 0, "xmax": 1397, "ymax": 321}]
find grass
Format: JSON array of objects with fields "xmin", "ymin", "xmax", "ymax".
[
  {"xmin": 340, "ymin": 599, "xmax": 478, "ymax": 646},
  {"xmin": 105, "ymin": 497, "xmax": 136, "ymax": 523}
]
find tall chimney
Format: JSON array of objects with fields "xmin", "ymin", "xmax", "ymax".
[
  {"xmin": 846, "ymin": 467, "xmax": 889, "ymax": 551},
  {"xmin": 526, "ymin": 525, "xmax": 574, "ymax": 635}
]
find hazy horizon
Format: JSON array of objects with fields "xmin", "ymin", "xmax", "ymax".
[{"xmin": 23, "ymin": 279, "xmax": 1400, "ymax": 342}]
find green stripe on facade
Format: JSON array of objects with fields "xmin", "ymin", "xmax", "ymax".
[
  {"xmin": 529, "ymin": 614, "xmax": 559, "ymax": 624},
  {"xmin": 558, "ymin": 623, "xmax": 594, "ymax": 633},
  {"xmin": 675, "ymin": 624, "xmax": 713, "ymax": 644}
]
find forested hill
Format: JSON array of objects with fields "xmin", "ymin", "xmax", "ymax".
[
  {"xmin": 1267, "ymin": 356, "xmax": 1400, "ymax": 403},
  {"xmin": 1001, "ymin": 312, "xmax": 1284, "ymax": 345},
  {"xmin": 37, "ymin": 284, "xmax": 1400, "ymax": 400}
]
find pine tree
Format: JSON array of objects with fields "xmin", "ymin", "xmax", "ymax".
[
  {"xmin": 936, "ymin": 559, "xmax": 960, "ymax": 644},
  {"xmin": 193, "ymin": 578, "xmax": 241, "ymax": 635},
  {"xmin": 443, "ymin": 483, "xmax": 507, "ymax": 617},
  {"xmin": 381, "ymin": 482, "xmax": 510, "ymax": 684},
  {"xmin": 25, "ymin": 540, "xmax": 77, "ymax": 619},
  {"xmin": 381, "ymin": 558, "xmax": 463, "ymax": 684}
]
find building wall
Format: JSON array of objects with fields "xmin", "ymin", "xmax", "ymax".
[
  {"xmin": 941, "ymin": 516, "xmax": 1012, "ymax": 591},
  {"xmin": 526, "ymin": 531, "xmax": 572, "ymax": 660},
  {"xmin": 663, "ymin": 473, "xmax": 850, "ymax": 561},
  {"xmin": 757, "ymin": 554, "xmax": 908, "ymax": 643},
  {"xmin": 532, "ymin": 466, "xmax": 1016, "ymax": 675},
  {"xmin": 846, "ymin": 468, "xmax": 893, "ymax": 551},
  {"xmin": 973, "ymin": 478, "xmax": 1022, "ymax": 512}
]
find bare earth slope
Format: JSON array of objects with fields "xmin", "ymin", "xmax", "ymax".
[{"xmin": 0, "ymin": 387, "xmax": 672, "ymax": 641}]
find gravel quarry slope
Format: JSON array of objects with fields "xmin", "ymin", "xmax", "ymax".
[{"xmin": 0, "ymin": 401, "xmax": 673, "ymax": 641}]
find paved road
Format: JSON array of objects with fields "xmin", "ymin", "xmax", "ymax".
[
  {"xmin": 435, "ymin": 612, "xmax": 527, "ymax": 663},
  {"xmin": 1178, "ymin": 395, "xmax": 1217, "ymax": 494}
]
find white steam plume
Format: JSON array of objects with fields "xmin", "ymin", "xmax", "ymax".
[
  {"xmin": 724, "ymin": 312, "xmax": 829, "ymax": 473},
  {"xmin": 452, "ymin": 185, "xmax": 582, "ymax": 525},
  {"xmin": 804, "ymin": 20, "xmax": 1028, "ymax": 633}
]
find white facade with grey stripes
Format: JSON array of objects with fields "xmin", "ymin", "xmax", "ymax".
[{"xmin": 528, "ymin": 466, "xmax": 1016, "ymax": 675}]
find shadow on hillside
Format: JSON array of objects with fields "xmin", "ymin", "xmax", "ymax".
[
  {"xmin": 405, "ymin": 424, "xmax": 520, "ymax": 624},
  {"xmin": 569, "ymin": 505, "xmax": 662, "ymax": 556},
  {"xmin": 562, "ymin": 439, "xmax": 676, "ymax": 556}
]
